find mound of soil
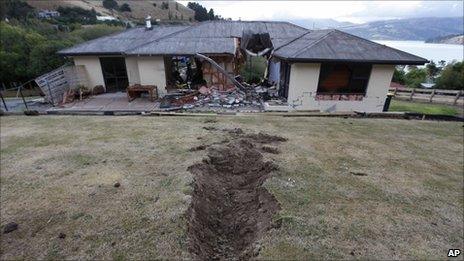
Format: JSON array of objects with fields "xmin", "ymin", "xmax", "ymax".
[{"xmin": 187, "ymin": 137, "xmax": 284, "ymax": 259}]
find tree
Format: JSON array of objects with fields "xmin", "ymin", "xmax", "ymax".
[
  {"xmin": 392, "ymin": 67, "xmax": 406, "ymax": 84},
  {"xmin": 404, "ymin": 67, "xmax": 427, "ymax": 88},
  {"xmin": 70, "ymin": 24, "xmax": 123, "ymax": 41},
  {"xmin": 187, "ymin": 2, "xmax": 209, "ymax": 21},
  {"xmin": 0, "ymin": 0, "xmax": 33, "ymax": 20},
  {"xmin": 103, "ymin": 0, "xmax": 118, "ymax": 10},
  {"xmin": 208, "ymin": 8, "xmax": 217, "ymax": 20},
  {"xmin": 426, "ymin": 61, "xmax": 441, "ymax": 79},
  {"xmin": 56, "ymin": 6, "xmax": 98, "ymax": 24},
  {"xmin": 435, "ymin": 61, "xmax": 464, "ymax": 90},
  {"xmin": 161, "ymin": 2, "xmax": 169, "ymax": 10},
  {"xmin": 119, "ymin": 3, "xmax": 131, "ymax": 12}
]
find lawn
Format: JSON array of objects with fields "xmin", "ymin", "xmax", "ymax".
[
  {"xmin": 1, "ymin": 115, "xmax": 463, "ymax": 259},
  {"xmin": 389, "ymin": 99, "xmax": 462, "ymax": 116}
]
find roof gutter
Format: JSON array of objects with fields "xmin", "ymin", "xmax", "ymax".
[{"xmin": 274, "ymin": 55, "xmax": 429, "ymax": 65}]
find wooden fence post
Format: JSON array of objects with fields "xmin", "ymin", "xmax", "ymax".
[
  {"xmin": 453, "ymin": 90, "xmax": 462, "ymax": 105},
  {"xmin": 409, "ymin": 88, "xmax": 415, "ymax": 101},
  {"xmin": 429, "ymin": 89, "xmax": 435, "ymax": 102}
]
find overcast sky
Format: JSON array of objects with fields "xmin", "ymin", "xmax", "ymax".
[{"xmin": 179, "ymin": 1, "xmax": 463, "ymax": 24}]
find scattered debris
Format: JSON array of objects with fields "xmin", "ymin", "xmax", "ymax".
[
  {"xmin": 24, "ymin": 110, "xmax": 40, "ymax": 116},
  {"xmin": 187, "ymin": 130, "xmax": 287, "ymax": 259},
  {"xmin": 243, "ymin": 132, "xmax": 288, "ymax": 143},
  {"xmin": 350, "ymin": 171, "xmax": 368, "ymax": 176},
  {"xmin": 203, "ymin": 118, "xmax": 217, "ymax": 123},
  {"xmin": 189, "ymin": 145, "xmax": 207, "ymax": 152},
  {"xmin": 114, "ymin": 182, "xmax": 121, "ymax": 188},
  {"xmin": 202, "ymin": 126, "xmax": 217, "ymax": 131},
  {"xmin": 3, "ymin": 222, "xmax": 18, "ymax": 234},
  {"xmin": 261, "ymin": 146, "xmax": 280, "ymax": 154},
  {"xmin": 158, "ymin": 79, "xmax": 279, "ymax": 112},
  {"xmin": 224, "ymin": 127, "xmax": 244, "ymax": 135}
]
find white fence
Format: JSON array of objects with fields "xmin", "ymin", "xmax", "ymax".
[{"xmin": 389, "ymin": 87, "xmax": 464, "ymax": 106}]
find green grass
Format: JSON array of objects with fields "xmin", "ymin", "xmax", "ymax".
[
  {"xmin": 1, "ymin": 115, "xmax": 462, "ymax": 260},
  {"xmin": 389, "ymin": 99, "xmax": 461, "ymax": 116}
]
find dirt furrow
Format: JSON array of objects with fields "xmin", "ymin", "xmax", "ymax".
[{"xmin": 187, "ymin": 130, "xmax": 286, "ymax": 259}]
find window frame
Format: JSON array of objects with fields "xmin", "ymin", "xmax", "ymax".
[{"xmin": 316, "ymin": 62, "xmax": 372, "ymax": 96}]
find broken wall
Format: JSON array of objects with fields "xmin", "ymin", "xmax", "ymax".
[
  {"xmin": 73, "ymin": 56, "xmax": 105, "ymax": 88},
  {"xmin": 137, "ymin": 56, "xmax": 167, "ymax": 96},
  {"xmin": 125, "ymin": 57, "xmax": 141, "ymax": 85},
  {"xmin": 202, "ymin": 56, "xmax": 235, "ymax": 91}
]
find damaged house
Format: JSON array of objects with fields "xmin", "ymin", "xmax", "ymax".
[{"xmin": 58, "ymin": 20, "xmax": 428, "ymax": 112}]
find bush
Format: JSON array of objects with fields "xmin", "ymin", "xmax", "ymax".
[
  {"xmin": 119, "ymin": 3, "xmax": 131, "ymax": 12},
  {"xmin": 392, "ymin": 67, "xmax": 406, "ymax": 84},
  {"xmin": 70, "ymin": 24, "xmax": 123, "ymax": 41},
  {"xmin": 404, "ymin": 67, "xmax": 427, "ymax": 88},
  {"xmin": 103, "ymin": 0, "xmax": 118, "ymax": 10},
  {"xmin": 240, "ymin": 56, "xmax": 267, "ymax": 84},
  {"xmin": 56, "ymin": 6, "xmax": 97, "ymax": 24},
  {"xmin": 0, "ymin": 21, "xmax": 123, "ymax": 85},
  {"xmin": 435, "ymin": 61, "xmax": 464, "ymax": 90}
]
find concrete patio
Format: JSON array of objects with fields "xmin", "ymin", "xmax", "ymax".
[{"xmin": 47, "ymin": 92, "xmax": 160, "ymax": 114}]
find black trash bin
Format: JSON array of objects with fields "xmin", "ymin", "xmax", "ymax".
[{"xmin": 383, "ymin": 93, "xmax": 394, "ymax": 112}]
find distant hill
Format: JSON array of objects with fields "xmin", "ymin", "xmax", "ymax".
[
  {"xmin": 289, "ymin": 18, "xmax": 353, "ymax": 29},
  {"xmin": 426, "ymin": 34, "xmax": 464, "ymax": 45},
  {"xmin": 26, "ymin": 0, "xmax": 194, "ymax": 23},
  {"xmin": 340, "ymin": 17, "xmax": 463, "ymax": 40}
]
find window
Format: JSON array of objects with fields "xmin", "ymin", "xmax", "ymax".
[{"xmin": 317, "ymin": 63, "xmax": 371, "ymax": 95}]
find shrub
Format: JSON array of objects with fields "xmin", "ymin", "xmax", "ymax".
[{"xmin": 119, "ymin": 3, "xmax": 131, "ymax": 12}]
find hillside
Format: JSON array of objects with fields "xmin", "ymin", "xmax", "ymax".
[
  {"xmin": 26, "ymin": 0, "xmax": 194, "ymax": 23},
  {"xmin": 289, "ymin": 18, "xmax": 353, "ymax": 29},
  {"xmin": 426, "ymin": 34, "xmax": 464, "ymax": 45},
  {"xmin": 341, "ymin": 17, "xmax": 463, "ymax": 40}
]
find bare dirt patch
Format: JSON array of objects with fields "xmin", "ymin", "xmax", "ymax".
[{"xmin": 187, "ymin": 129, "xmax": 287, "ymax": 259}]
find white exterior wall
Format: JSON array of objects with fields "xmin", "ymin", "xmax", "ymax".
[
  {"xmin": 286, "ymin": 63, "xmax": 395, "ymax": 112},
  {"xmin": 73, "ymin": 56, "xmax": 105, "ymax": 88},
  {"xmin": 137, "ymin": 56, "xmax": 167, "ymax": 96},
  {"xmin": 125, "ymin": 57, "xmax": 141, "ymax": 85}
]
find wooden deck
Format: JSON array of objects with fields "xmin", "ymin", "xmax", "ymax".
[{"xmin": 47, "ymin": 92, "xmax": 160, "ymax": 113}]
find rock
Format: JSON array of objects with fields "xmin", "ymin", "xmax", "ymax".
[
  {"xmin": 92, "ymin": 85, "xmax": 105, "ymax": 95},
  {"xmin": 58, "ymin": 232, "xmax": 66, "ymax": 239},
  {"xmin": 3, "ymin": 222, "xmax": 18, "ymax": 234},
  {"xmin": 114, "ymin": 182, "xmax": 121, "ymax": 188}
]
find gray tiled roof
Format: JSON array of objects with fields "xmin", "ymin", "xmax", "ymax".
[
  {"xmin": 59, "ymin": 20, "xmax": 428, "ymax": 64},
  {"xmin": 58, "ymin": 26, "xmax": 190, "ymax": 55},
  {"xmin": 273, "ymin": 29, "xmax": 428, "ymax": 64}
]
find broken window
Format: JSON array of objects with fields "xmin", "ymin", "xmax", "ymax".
[
  {"xmin": 164, "ymin": 56, "xmax": 204, "ymax": 89},
  {"xmin": 317, "ymin": 63, "xmax": 371, "ymax": 95}
]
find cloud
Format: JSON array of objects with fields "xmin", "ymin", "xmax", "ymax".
[{"xmin": 179, "ymin": 1, "xmax": 463, "ymax": 24}]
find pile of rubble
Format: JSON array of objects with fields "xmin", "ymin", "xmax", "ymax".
[{"xmin": 160, "ymin": 83, "xmax": 280, "ymax": 111}]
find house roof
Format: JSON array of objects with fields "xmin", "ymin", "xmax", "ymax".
[
  {"xmin": 58, "ymin": 25, "xmax": 190, "ymax": 55},
  {"xmin": 59, "ymin": 20, "xmax": 428, "ymax": 65},
  {"xmin": 273, "ymin": 29, "xmax": 429, "ymax": 64}
]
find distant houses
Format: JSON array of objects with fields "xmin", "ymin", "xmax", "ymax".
[
  {"xmin": 38, "ymin": 10, "xmax": 60, "ymax": 19},
  {"xmin": 96, "ymin": 16, "xmax": 118, "ymax": 22}
]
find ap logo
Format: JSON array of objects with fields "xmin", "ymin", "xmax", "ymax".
[{"xmin": 448, "ymin": 249, "xmax": 461, "ymax": 258}]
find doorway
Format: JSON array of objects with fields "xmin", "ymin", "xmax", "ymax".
[{"xmin": 99, "ymin": 57, "xmax": 129, "ymax": 92}]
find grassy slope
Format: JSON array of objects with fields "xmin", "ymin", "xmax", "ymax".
[
  {"xmin": 1, "ymin": 116, "xmax": 463, "ymax": 259},
  {"xmin": 389, "ymin": 99, "xmax": 461, "ymax": 116},
  {"xmin": 26, "ymin": 0, "xmax": 194, "ymax": 22}
]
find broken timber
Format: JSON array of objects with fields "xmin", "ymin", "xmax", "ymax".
[{"xmin": 195, "ymin": 53, "xmax": 246, "ymax": 93}]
